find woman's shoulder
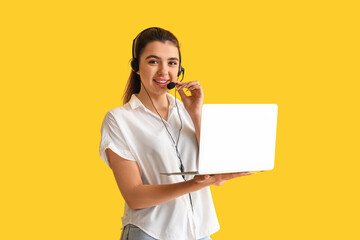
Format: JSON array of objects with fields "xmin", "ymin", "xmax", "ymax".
[
  {"xmin": 101, "ymin": 105, "xmax": 137, "ymax": 132},
  {"xmin": 106, "ymin": 103, "xmax": 132, "ymax": 118}
]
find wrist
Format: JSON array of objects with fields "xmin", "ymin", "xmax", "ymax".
[
  {"xmin": 188, "ymin": 106, "xmax": 203, "ymax": 118},
  {"xmin": 191, "ymin": 175, "xmax": 212, "ymax": 189}
]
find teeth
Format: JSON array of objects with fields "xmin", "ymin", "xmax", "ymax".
[{"xmin": 155, "ymin": 80, "xmax": 167, "ymax": 83}]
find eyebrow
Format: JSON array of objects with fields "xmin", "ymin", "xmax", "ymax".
[{"xmin": 145, "ymin": 55, "xmax": 179, "ymax": 61}]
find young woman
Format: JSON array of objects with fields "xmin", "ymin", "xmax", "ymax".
[{"xmin": 100, "ymin": 27, "xmax": 254, "ymax": 240}]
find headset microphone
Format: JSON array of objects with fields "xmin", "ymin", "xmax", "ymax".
[{"xmin": 167, "ymin": 82, "xmax": 176, "ymax": 90}]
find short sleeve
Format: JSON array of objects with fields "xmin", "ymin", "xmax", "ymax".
[{"xmin": 99, "ymin": 111, "xmax": 136, "ymax": 168}]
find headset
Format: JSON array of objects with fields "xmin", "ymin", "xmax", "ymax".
[{"xmin": 131, "ymin": 27, "xmax": 184, "ymax": 78}]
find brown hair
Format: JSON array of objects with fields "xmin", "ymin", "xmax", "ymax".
[{"xmin": 122, "ymin": 27, "xmax": 181, "ymax": 105}]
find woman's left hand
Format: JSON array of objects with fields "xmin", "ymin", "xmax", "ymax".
[{"xmin": 174, "ymin": 80, "xmax": 204, "ymax": 116}]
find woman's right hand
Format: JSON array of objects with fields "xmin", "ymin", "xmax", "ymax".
[{"xmin": 193, "ymin": 172, "xmax": 255, "ymax": 186}]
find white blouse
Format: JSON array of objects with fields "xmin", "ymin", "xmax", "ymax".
[{"xmin": 99, "ymin": 93, "xmax": 220, "ymax": 240}]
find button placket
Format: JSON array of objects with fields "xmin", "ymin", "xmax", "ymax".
[
  {"xmin": 164, "ymin": 122, "xmax": 178, "ymax": 147},
  {"xmin": 188, "ymin": 210, "xmax": 197, "ymax": 240}
]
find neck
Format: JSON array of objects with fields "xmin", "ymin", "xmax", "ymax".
[{"xmin": 136, "ymin": 89, "xmax": 169, "ymax": 113}]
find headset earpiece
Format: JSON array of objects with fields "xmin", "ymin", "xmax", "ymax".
[
  {"xmin": 131, "ymin": 58, "xmax": 139, "ymax": 73},
  {"xmin": 178, "ymin": 66, "xmax": 183, "ymax": 77},
  {"xmin": 177, "ymin": 50, "xmax": 184, "ymax": 77}
]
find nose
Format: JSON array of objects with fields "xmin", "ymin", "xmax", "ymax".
[{"xmin": 157, "ymin": 62, "xmax": 169, "ymax": 76}]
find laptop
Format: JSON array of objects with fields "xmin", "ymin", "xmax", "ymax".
[{"xmin": 161, "ymin": 104, "xmax": 278, "ymax": 176}]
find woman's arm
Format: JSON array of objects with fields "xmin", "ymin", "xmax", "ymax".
[
  {"xmin": 106, "ymin": 148, "xmax": 205, "ymax": 210},
  {"xmin": 188, "ymin": 111, "xmax": 202, "ymax": 145},
  {"xmin": 106, "ymin": 148, "xmax": 254, "ymax": 210}
]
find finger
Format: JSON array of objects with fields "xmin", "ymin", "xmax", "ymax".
[
  {"xmin": 187, "ymin": 85, "xmax": 201, "ymax": 91},
  {"xmin": 234, "ymin": 172, "xmax": 250, "ymax": 175},
  {"xmin": 176, "ymin": 87, "xmax": 187, "ymax": 98},
  {"xmin": 177, "ymin": 86, "xmax": 187, "ymax": 93},
  {"xmin": 188, "ymin": 81, "xmax": 200, "ymax": 86},
  {"xmin": 178, "ymin": 85, "xmax": 188, "ymax": 90},
  {"xmin": 175, "ymin": 80, "xmax": 186, "ymax": 86},
  {"xmin": 182, "ymin": 81, "xmax": 200, "ymax": 89},
  {"xmin": 177, "ymin": 84, "xmax": 189, "ymax": 90},
  {"xmin": 182, "ymin": 85, "xmax": 194, "ymax": 92},
  {"xmin": 228, "ymin": 172, "xmax": 253, "ymax": 178},
  {"xmin": 236, "ymin": 172, "xmax": 256, "ymax": 177},
  {"xmin": 176, "ymin": 83, "xmax": 188, "ymax": 89},
  {"xmin": 219, "ymin": 180, "xmax": 226, "ymax": 185},
  {"xmin": 236, "ymin": 172, "xmax": 254, "ymax": 176},
  {"xmin": 176, "ymin": 81, "xmax": 200, "ymax": 89}
]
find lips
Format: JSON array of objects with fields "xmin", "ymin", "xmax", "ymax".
[{"xmin": 153, "ymin": 78, "xmax": 170, "ymax": 87}]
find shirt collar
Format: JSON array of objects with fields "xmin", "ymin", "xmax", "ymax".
[{"xmin": 129, "ymin": 92, "xmax": 178, "ymax": 110}]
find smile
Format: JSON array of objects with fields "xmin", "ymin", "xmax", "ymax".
[
  {"xmin": 154, "ymin": 80, "xmax": 169, "ymax": 83},
  {"xmin": 153, "ymin": 79, "xmax": 170, "ymax": 87}
]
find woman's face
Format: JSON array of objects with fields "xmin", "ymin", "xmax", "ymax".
[{"xmin": 137, "ymin": 40, "xmax": 180, "ymax": 97}]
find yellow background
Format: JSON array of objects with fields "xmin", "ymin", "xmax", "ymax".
[{"xmin": 1, "ymin": 0, "xmax": 359, "ymax": 239}]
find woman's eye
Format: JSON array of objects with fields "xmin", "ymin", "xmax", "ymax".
[
  {"xmin": 149, "ymin": 60, "xmax": 158, "ymax": 64},
  {"xmin": 169, "ymin": 61, "xmax": 177, "ymax": 66}
]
